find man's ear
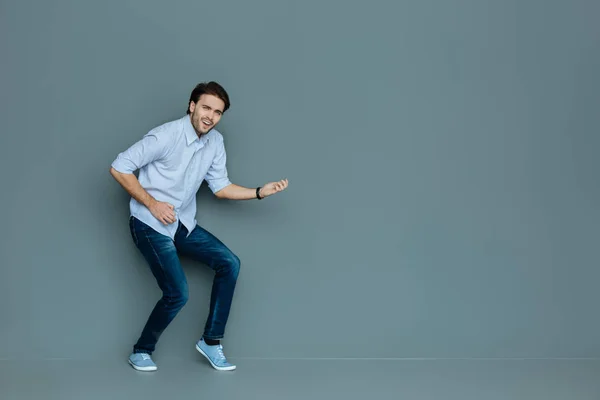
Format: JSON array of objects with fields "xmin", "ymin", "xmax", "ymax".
[{"xmin": 189, "ymin": 101, "xmax": 195, "ymax": 113}]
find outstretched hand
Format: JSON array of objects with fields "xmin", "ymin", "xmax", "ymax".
[{"xmin": 259, "ymin": 179, "xmax": 289, "ymax": 198}]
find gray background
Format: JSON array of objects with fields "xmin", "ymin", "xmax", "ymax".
[{"xmin": 1, "ymin": 0, "xmax": 599, "ymax": 363}]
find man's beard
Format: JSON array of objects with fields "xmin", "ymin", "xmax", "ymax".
[{"xmin": 191, "ymin": 113, "xmax": 212, "ymax": 136}]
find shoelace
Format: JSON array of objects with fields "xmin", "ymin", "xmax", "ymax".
[
  {"xmin": 216, "ymin": 346, "xmax": 226, "ymax": 360},
  {"xmin": 140, "ymin": 354, "xmax": 151, "ymax": 360}
]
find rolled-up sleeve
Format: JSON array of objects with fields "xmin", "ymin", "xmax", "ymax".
[
  {"xmin": 111, "ymin": 129, "xmax": 173, "ymax": 174},
  {"xmin": 205, "ymin": 138, "xmax": 232, "ymax": 193}
]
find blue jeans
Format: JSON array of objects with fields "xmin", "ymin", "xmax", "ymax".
[{"xmin": 128, "ymin": 216, "xmax": 241, "ymax": 354}]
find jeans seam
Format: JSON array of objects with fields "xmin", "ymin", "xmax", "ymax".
[{"xmin": 130, "ymin": 217, "xmax": 139, "ymax": 245}]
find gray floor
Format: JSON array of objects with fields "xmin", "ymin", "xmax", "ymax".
[{"xmin": 1, "ymin": 358, "xmax": 599, "ymax": 399}]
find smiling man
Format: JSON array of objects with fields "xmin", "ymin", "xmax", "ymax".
[{"xmin": 109, "ymin": 81, "xmax": 288, "ymax": 372}]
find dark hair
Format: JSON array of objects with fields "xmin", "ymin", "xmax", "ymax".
[{"xmin": 187, "ymin": 81, "xmax": 230, "ymax": 114}]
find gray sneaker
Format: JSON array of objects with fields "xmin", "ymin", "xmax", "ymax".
[
  {"xmin": 195, "ymin": 338, "xmax": 236, "ymax": 371},
  {"xmin": 128, "ymin": 352, "xmax": 157, "ymax": 372}
]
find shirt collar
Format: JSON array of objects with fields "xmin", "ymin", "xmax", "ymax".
[{"xmin": 183, "ymin": 115, "xmax": 212, "ymax": 146}]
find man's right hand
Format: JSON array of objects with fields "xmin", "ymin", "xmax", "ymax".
[
  {"xmin": 109, "ymin": 168, "xmax": 177, "ymax": 225},
  {"xmin": 149, "ymin": 200, "xmax": 176, "ymax": 225}
]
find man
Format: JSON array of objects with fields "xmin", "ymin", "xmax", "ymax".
[{"xmin": 109, "ymin": 81, "xmax": 288, "ymax": 372}]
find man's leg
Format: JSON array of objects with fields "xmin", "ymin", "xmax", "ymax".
[
  {"xmin": 174, "ymin": 223, "xmax": 240, "ymax": 340},
  {"xmin": 175, "ymin": 223, "xmax": 240, "ymax": 370},
  {"xmin": 128, "ymin": 217, "xmax": 189, "ymax": 369}
]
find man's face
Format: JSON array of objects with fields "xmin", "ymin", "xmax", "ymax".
[{"xmin": 189, "ymin": 94, "xmax": 225, "ymax": 136}]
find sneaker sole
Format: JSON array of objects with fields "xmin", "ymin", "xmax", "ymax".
[
  {"xmin": 195, "ymin": 344, "xmax": 236, "ymax": 371},
  {"xmin": 128, "ymin": 359, "xmax": 157, "ymax": 372}
]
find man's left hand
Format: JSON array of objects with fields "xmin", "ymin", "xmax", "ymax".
[{"xmin": 260, "ymin": 179, "xmax": 289, "ymax": 198}]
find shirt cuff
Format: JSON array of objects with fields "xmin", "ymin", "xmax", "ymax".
[
  {"xmin": 208, "ymin": 178, "xmax": 232, "ymax": 194},
  {"xmin": 111, "ymin": 158, "xmax": 136, "ymax": 174}
]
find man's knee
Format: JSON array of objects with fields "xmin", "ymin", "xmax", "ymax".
[
  {"xmin": 227, "ymin": 253, "xmax": 241, "ymax": 277},
  {"xmin": 165, "ymin": 286, "xmax": 189, "ymax": 308}
]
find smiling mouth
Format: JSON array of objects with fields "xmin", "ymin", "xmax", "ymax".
[{"xmin": 201, "ymin": 119, "xmax": 212, "ymax": 128}]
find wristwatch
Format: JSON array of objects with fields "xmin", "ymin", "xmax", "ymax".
[{"xmin": 256, "ymin": 187, "xmax": 263, "ymax": 200}]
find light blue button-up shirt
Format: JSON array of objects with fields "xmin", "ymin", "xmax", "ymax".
[{"xmin": 111, "ymin": 114, "xmax": 231, "ymax": 239}]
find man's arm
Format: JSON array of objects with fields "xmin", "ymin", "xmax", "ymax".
[
  {"xmin": 214, "ymin": 180, "xmax": 289, "ymax": 200},
  {"xmin": 214, "ymin": 183, "xmax": 257, "ymax": 200},
  {"xmin": 109, "ymin": 167, "xmax": 156, "ymax": 208},
  {"xmin": 206, "ymin": 136, "xmax": 289, "ymax": 200},
  {"xmin": 109, "ymin": 128, "xmax": 177, "ymax": 225},
  {"xmin": 109, "ymin": 167, "xmax": 176, "ymax": 225}
]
